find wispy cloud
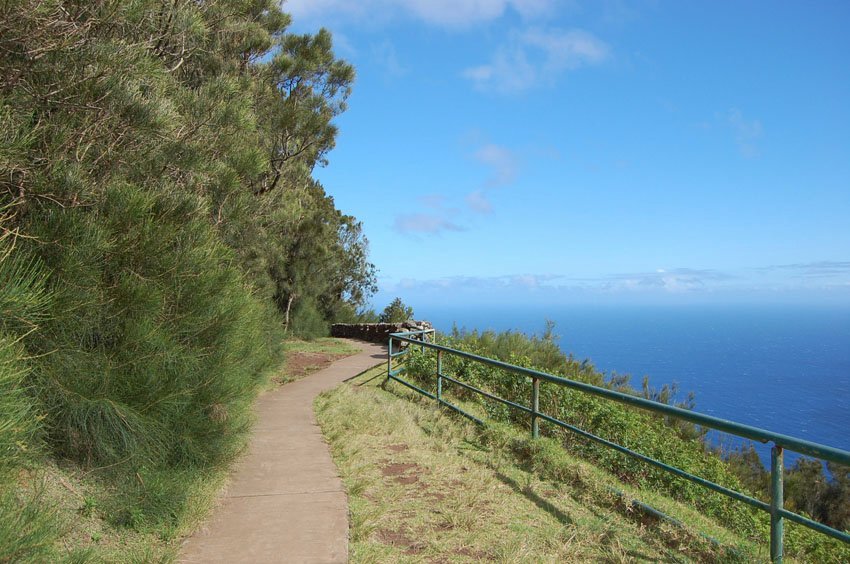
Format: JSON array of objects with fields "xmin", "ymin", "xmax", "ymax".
[
  {"xmin": 392, "ymin": 273, "xmax": 565, "ymax": 293},
  {"xmin": 285, "ymin": 0, "xmax": 555, "ymax": 28},
  {"xmin": 463, "ymin": 28, "xmax": 610, "ymax": 93},
  {"xmin": 756, "ymin": 261, "xmax": 850, "ymax": 278},
  {"xmin": 723, "ymin": 108, "xmax": 763, "ymax": 158},
  {"xmin": 393, "ymin": 139, "xmax": 520, "ymax": 228},
  {"xmin": 392, "ymin": 194, "xmax": 464, "ymax": 234},
  {"xmin": 398, "ymin": 268, "xmax": 740, "ymax": 296},
  {"xmin": 464, "ymin": 142, "xmax": 519, "ymax": 213},
  {"xmin": 387, "ymin": 269, "xmax": 735, "ymax": 296},
  {"xmin": 475, "ymin": 143, "xmax": 518, "ymax": 187},
  {"xmin": 372, "ymin": 40, "xmax": 408, "ymax": 77},
  {"xmin": 393, "ymin": 213, "xmax": 464, "ymax": 234},
  {"xmin": 465, "ymin": 190, "xmax": 493, "ymax": 214},
  {"xmin": 597, "ymin": 268, "xmax": 735, "ymax": 293},
  {"xmin": 382, "ymin": 261, "xmax": 850, "ymax": 303}
]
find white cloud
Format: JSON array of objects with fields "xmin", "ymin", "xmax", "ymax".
[
  {"xmin": 384, "ymin": 273, "xmax": 565, "ymax": 294},
  {"xmin": 757, "ymin": 261, "xmax": 850, "ymax": 279},
  {"xmin": 284, "ymin": 0, "xmax": 555, "ymax": 28},
  {"xmin": 466, "ymin": 190, "xmax": 493, "ymax": 213},
  {"xmin": 462, "ymin": 141, "xmax": 519, "ymax": 213},
  {"xmin": 463, "ymin": 28, "xmax": 610, "ymax": 92},
  {"xmin": 372, "ymin": 40, "xmax": 408, "ymax": 76},
  {"xmin": 522, "ymin": 28, "xmax": 609, "ymax": 69},
  {"xmin": 724, "ymin": 108, "xmax": 763, "ymax": 158},
  {"xmin": 331, "ymin": 31, "xmax": 357, "ymax": 56},
  {"xmin": 599, "ymin": 268, "xmax": 734, "ymax": 293},
  {"xmin": 393, "ymin": 213, "xmax": 464, "ymax": 234},
  {"xmin": 474, "ymin": 143, "xmax": 518, "ymax": 187},
  {"xmin": 378, "ymin": 262, "xmax": 850, "ymax": 305}
]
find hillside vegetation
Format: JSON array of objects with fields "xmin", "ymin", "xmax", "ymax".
[
  {"xmin": 319, "ymin": 365, "xmax": 758, "ymax": 562},
  {"xmin": 400, "ymin": 328, "xmax": 850, "ymax": 562},
  {"xmin": 0, "ymin": 1, "xmax": 375, "ymax": 560}
]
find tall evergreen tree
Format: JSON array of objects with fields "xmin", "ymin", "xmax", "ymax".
[{"xmin": 0, "ymin": 1, "xmax": 375, "ymax": 556}]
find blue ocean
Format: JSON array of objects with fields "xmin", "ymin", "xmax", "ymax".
[{"xmin": 424, "ymin": 304, "xmax": 850, "ymax": 465}]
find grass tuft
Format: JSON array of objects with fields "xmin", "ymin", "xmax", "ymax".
[{"xmin": 318, "ymin": 365, "xmax": 763, "ymax": 562}]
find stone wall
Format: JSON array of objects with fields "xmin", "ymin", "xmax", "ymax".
[{"xmin": 330, "ymin": 320, "xmax": 434, "ymax": 343}]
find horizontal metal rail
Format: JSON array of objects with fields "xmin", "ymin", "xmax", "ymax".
[
  {"xmin": 386, "ymin": 331, "xmax": 850, "ymax": 562},
  {"xmin": 389, "ymin": 333, "xmax": 849, "ymax": 464},
  {"xmin": 440, "ymin": 373, "xmax": 535, "ymax": 415}
]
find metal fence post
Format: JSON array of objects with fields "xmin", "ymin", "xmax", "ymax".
[
  {"xmin": 437, "ymin": 350, "xmax": 443, "ymax": 404},
  {"xmin": 387, "ymin": 337, "xmax": 393, "ymax": 381},
  {"xmin": 532, "ymin": 377, "xmax": 540, "ymax": 439},
  {"xmin": 770, "ymin": 445, "xmax": 784, "ymax": 563}
]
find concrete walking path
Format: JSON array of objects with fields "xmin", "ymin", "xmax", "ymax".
[{"xmin": 179, "ymin": 341, "xmax": 386, "ymax": 563}]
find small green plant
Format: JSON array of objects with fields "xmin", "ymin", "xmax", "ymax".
[
  {"xmin": 80, "ymin": 496, "xmax": 98, "ymax": 518},
  {"xmin": 129, "ymin": 508, "xmax": 146, "ymax": 531}
]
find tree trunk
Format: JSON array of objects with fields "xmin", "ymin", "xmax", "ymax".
[{"xmin": 283, "ymin": 294, "xmax": 295, "ymax": 333}]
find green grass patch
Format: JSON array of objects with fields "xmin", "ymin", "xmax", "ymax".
[
  {"xmin": 317, "ymin": 365, "xmax": 761, "ymax": 563},
  {"xmin": 277, "ymin": 338, "xmax": 361, "ymax": 384},
  {"xmin": 283, "ymin": 338, "xmax": 360, "ymax": 357}
]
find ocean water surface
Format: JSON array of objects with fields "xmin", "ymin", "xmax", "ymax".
[{"xmin": 424, "ymin": 304, "xmax": 850, "ymax": 465}]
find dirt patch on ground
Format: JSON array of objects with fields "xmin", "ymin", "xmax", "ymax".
[
  {"xmin": 277, "ymin": 351, "xmax": 347, "ymax": 383},
  {"xmin": 424, "ymin": 491, "xmax": 446, "ymax": 502},
  {"xmin": 454, "ymin": 547, "xmax": 491, "ymax": 560},
  {"xmin": 386, "ymin": 443, "xmax": 409, "ymax": 453},
  {"xmin": 380, "ymin": 460, "xmax": 429, "ymax": 486},
  {"xmin": 375, "ymin": 528, "xmax": 426, "ymax": 555},
  {"xmin": 381, "ymin": 462, "xmax": 421, "ymax": 477},
  {"xmin": 381, "ymin": 461, "xmax": 426, "ymax": 485}
]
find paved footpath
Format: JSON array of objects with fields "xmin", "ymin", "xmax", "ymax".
[{"xmin": 180, "ymin": 341, "xmax": 386, "ymax": 564}]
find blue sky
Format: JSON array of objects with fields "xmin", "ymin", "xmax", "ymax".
[{"xmin": 285, "ymin": 0, "xmax": 850, "ymax": 311}]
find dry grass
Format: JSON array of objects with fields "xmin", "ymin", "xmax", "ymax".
[
  {"xmin": 317, "ymin": 365, "xmax": 759, "ymax": 563},
  {"xmin": 276, "ymin": 338, "xmax": 362, "ymax": 384}
]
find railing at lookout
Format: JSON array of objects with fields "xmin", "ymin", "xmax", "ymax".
[{"xmin": 386, "ymin": 329, "xmax": 850, "ymax": 563}]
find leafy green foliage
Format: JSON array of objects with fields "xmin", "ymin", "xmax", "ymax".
[
  {"xmin": 22, "ymin": 187, "xmax": 283, "ymax": 468},
  {"xmin": 403, "ymin": 327, "xmax": 850, "ymax": 561},
  {"xmin": 379, "ymin": 298, "xmax": 414, "ymax": 323},
  {"xmin": 0, "ymin": 219, "xmax": 63, "ymax": 561},
  {"xmin": 0, "ymin": 487, "xmax": 66, "ymax": 564},
  {"xmin": 726, "ymin": 445, "xmax": 850, "ymax": 534},
  {"xmin": 0, "ymin": 0, "xmax": 375, "ymax": 557}
]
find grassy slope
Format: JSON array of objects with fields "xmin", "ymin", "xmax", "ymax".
[
  {"xmin": 6, "ymin": 338, "xmax": 357, "ymax": 563},
  {"xmin": 317, "ymin": 366, "xmax": 764, "ymax": 563},
  {"xmin": 277, "ymin": 338, "xmax": 361, "ymax": 384}
]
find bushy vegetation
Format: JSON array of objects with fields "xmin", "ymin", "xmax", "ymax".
[
  {"xmin": 320, "ymin": 365, "xmax": 753, "ymax": 562},
  {"xmin": 402, "ymin": 326, "xmax": 850, "ymax": 561},
  {"xmin": 725, "ymin": 444, "xmax": 850, "ymax": 534},
  {"xmin": 1, "ymin": 0, "xmax": 375, "ymax": 558},
  {"xmin": 379, "ymin": 297, "xmax": 414, "ymax": 323}
]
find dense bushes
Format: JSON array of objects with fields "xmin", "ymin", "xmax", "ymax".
[
  {"xmin": 0, "ymin": 0, "xmax": 375, "ymax": 558},
  {"xmin": 21, "ymin": 187, "xmax": 283, "ymax": 469},
  {"xmin": 0, "ymin": 221, "xmax": 62, "ymax": 562},
  {"xmin": 403, "ymin": 328, "xmax": 850, "ymax": 561}
]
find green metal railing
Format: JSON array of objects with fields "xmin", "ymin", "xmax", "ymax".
[{"xmin": 387, "ymin": 329, "xmax": 850, "ymax": 563}]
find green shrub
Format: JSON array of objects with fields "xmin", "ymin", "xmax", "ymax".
[
  {"xmin": 403, "ymin": 329, "xmax": 850, "ymax": 561},
  {"xmin": 18, "ymin": 186, "xmax": 284, "ymax": 515},
  {"xmin": 290, "ymin": 297, "xmax": 330, "ymax": 340},
  {"xmin": 0, "ymin": 225, "xmax": 61, "ymax": 561}
]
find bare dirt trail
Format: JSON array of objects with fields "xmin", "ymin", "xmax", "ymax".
[{"xmin": 179, "ymin": 340, "xmax": 386, "ymax": 563}]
